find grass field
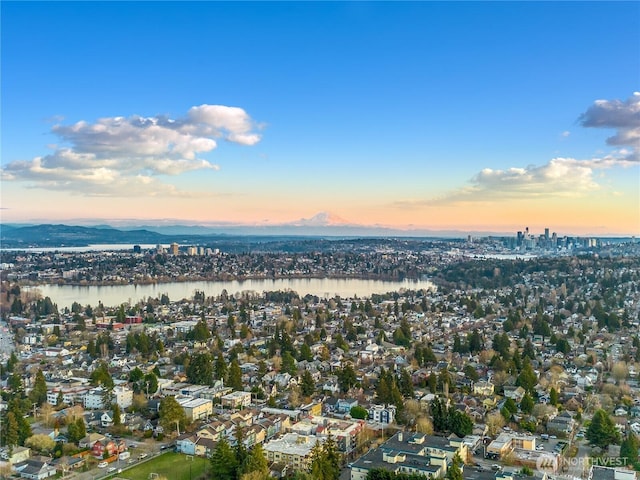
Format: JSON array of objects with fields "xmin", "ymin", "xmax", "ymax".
[{"xmin": 116, "ymin": 452, "xmax": 208, "ymax": 480}]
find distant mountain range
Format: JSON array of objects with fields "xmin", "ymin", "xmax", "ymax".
[
  {"xmin": 0, "ymin": 219, "xmax": 633, "ymax": 249},
  {"xmin": 0, "ymin": 224, "xmax": 169, "ymax": 247},
  {"xmin": 0, "ymin": 215, "xmax": 484, "ymax": 249}
]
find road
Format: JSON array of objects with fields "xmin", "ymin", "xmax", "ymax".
[
  {"xmin": 64, "ymin": 441, "xmax": 169, "ymax": 480},
  {"xmin": 0, "ymin": 322, "xmax": 15, "ymax": 357},
  {"xmin": 564, "ymin": 438, "xmax": 591, "ymax": 479}
]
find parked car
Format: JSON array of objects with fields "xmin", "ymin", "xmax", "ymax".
[
  {"xmin": 98, "ymin": 462, "xmax": 108, "ymax": 468},
  {"xmin": 107, "ymin": 467, "xmax": 117, "ymax": 473},
  {"xmin": 138, "ymin": 453, "xmax": 148, "ymax": 460}
]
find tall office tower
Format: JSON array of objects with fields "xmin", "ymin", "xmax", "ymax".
[
  {"xmin": 170, "ymin": 242, "xmax": 179, "ymax": 255},
  {"xmin": 544, "ymin": 228, "xmax": 549, "ymax": 240}
]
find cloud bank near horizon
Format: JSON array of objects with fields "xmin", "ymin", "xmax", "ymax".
[
  {"xmin": 1, "ymin": 104, "xmax": 261, "ymax": 196},
  {"xmin": 404, "ymin": 93, "xmax": 640, "ymax": 207}
]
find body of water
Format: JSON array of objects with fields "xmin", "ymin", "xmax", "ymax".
[{"xmin": 24, "ymin": 278, "xmax": 436, "ymax": 310}]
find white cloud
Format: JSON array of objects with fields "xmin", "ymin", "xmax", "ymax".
[
  {"xmin": 397, "ymin": 93, "xmax": 640, "ymax": 208},
  {"xmin": 579, "ymin": 92, "xmax": 640, "ymax": 154},
  {"xmin": 412, "ymin": 158, "xmax": 602, "ymax": 206},
  {"xmin": 2, "ymin": 104, "xmax": 261, "ymax": 196}
]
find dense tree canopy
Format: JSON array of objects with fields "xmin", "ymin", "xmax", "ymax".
[{"xmin": 159, "ymin": 396, "xmax": 187, "ymax": 433}]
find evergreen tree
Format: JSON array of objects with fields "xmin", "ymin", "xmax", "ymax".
[
  {"xmin": 522, "ymin": 339, "xmax": 536, "ymax": 360},
  {"xmin": 30, "ymin": 369, "xmax": 48, "ymax": 406},
  {"xmin": 311, "ymin": 435, "xmax": 341, "ymax": 480},
  {"xmin": 189, "ymin": 319, "xmax": 211, "ymax": 342},
  {"xmin": 398, "ymin": 369, "xmax": 414, "ymax": 398},
  {"xmin": 90, "ymin": 362, "xmax": 114, "ymax": 388},
  {"xmin": 158, "ymin": 396, "xmax": 188, "ymax": 433},
  {"xmin": 3, "ymin": 412, "xmax": 19, "ymax": 447},
  {"xmin": 427, "ymin": 374, "xmax": 437, "ymax": 393},
  {"xmin": 422, "ymin": 345, "xmax": 438, "ymax": 365},
  {"xmin": 337, "ymin": 363, "xmax": 357, "ymax": 394},
  {"xmin": 6, "ymin": 352, "xmax": 18, "ymax": 372},
  {"xmin": 299, "ymin": 343, "xmax": 313, "ymax": 362},
  {"xmin": 214, "ymin": 353, "xmax": 228, "ymax": 382},
  {"xmin": 186, "ymin": 353, "xmax": 214, "ymax": 386},
  {"xmin": 112, "ymin": 403, "xmax": 121, "ymax": 426},
  {"xmin": 235, "ymin": 427, "xmax": 248, "ymax": 468},
  {"xmin": 66, "ymin": 418, "xmax": 86, "ymax": 444},
  {"xmin": 228, "ymin": 360, "xmax": 243, "ymax": 391},
  {"xmin": 431, "ymin": 397, "xmax": 448, "ymax": 432},
  {"xmin": 143, "ymin": 372, "xmax": 158, "ymax": 396},
  {"xmin": 467, "ymin": 329, "xmax": 483, "ymax": 354},
  {"xmin": 516, "ymin": 359, "xmax": 537, "ymax": 394},
  {"xmin": 620, "ymin": 433, "xmax": 639, "ymax": 466},
  {"xmin": 504, "ymin": 398, "xmax": 518, "ymax": 414},
  {"xmin": 453, "ymin": 334, "xmax": 463, "ymax": 353},
  {"xmin": 300, "ymin": 370, "xmax": 315, "ymax": 397},
  {"xmin": 6, "ymin": 401, "xmax": 31, "ymax": 445},
  {"xmin": 8, "ymin": 373, "xmax": 24, "ymax": 397},
  {"xmin": 210, "ymin": 438, "xmax": 238, "ymax": 480},
  {"xmin": 446, "ymin": 454, "xmax": 464, "ymax": 480},
  {"xmin": 586, "ymin": 409, "xmax": 620, "ymax": 449},
  {"xmin": 281, "ymin": 351, "xmax": 297, "ymax": 375},
  {"xmin": 240, "ymin": 443, "xmax": 269, "ymax": 478},
  {"xmin": 463, "ymin": 365, "xmax": 479, "ymax": 382},
  {"xmin": 520, "ymin": 393, "xmax": 534, "ymax": 414},
  {"xmin": 449, "ymin": 410, "xmax": 473, "ymax": 437},
  {"xmin": 550, "ymin": 387, "xmax": 559, "ymax": 406}
]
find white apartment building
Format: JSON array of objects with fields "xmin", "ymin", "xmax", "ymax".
[
  {"xmin": 263, "ymin": 433, "xmax": 321, "ymax": 472},
  {"xmin": 112, "ymin": 385, "xmax": 133, "ymax": 410},
  {"xmin": 46, "ymin": 386, "xmax": 91, "ymax": 406},
  {"xmin": 84, "ymin": 386, "xmax": 107, "ymax": 409}
]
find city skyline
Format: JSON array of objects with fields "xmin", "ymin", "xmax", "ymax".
[{"xmin": 1, "ymin": 2, "xmax": 639, "ymax": 236}]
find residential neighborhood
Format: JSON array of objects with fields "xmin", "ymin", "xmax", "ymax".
[{"xmin": 0, "ymin": 239, "xmax": 639, "ymax": 480}]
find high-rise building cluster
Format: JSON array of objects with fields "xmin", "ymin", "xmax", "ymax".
[
  {"xmin": 511, "ymin": 227, "xmax": 599, "ymax": 251},
  {"xmin": 151, "ymin": 243, "xmax": 220, "ymax": 256}
]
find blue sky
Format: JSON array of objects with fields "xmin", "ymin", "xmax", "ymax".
[{"xmin": 2, "ymin": 2, "xmax": 639, "ymax": 234}]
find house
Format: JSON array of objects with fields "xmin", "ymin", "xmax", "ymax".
[
  {"xmin": 368, "ymin": 404, "xmax": 396, "ymax": 424},
  {"xmin": 336, "ymin": 398, "xmax": 358, "ymax": 414},
  {"xmin": 547, "ymin": 411, "xmax": 575, "ymax": 435},
  {"xmin": 473, "ymin": 380, "xmax": 495, "ymax": 396},
  {"xmin": 78, "ymin": 433, "xmax": 106, "ymax": 449},
  {"xmin": 589, "ymin": 465, "xmax": 637, "ymax": 480},
  {"xmin": 614, "ymin": 406, "xmax": 628, "ymax": 417},
  {"xmin": 176, "ymin": 434, "xmax": 198, "ymax": 455},
  {"xmin": 350, "ymin": 432, "xmax": 463, "ymax": 480},
  {"xmin": 91, "ymin": 440, "xmax": 118, "ymax": 458},
  {"xmin": 14, "ymin": 457, "xmax": 57, "ymax": 480},
  {"xmin": 51, "ymin": 455, "xmax": 86, "ymax": 474},
  {"xmin": 503, "ymin": 386, "xmax": 526, "ymax": 402},
  {"xmin": 101, "ymin": 411, "xmax": 127, "ymax": 428},
  {"xmin": 8, "ymin": 447, "xmax": 31, "ymax": 465},
  {"xmin": 221, "ymin": 391, "xmax": 251, "ymax": 409}
]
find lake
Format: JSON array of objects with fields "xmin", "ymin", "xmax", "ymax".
[{"xmin": 24, "ymin": 277, "xmax": 436, "ymax": 310}]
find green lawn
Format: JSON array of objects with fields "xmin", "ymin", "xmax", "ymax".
[{"xmin": 116, "ymin": 452, "xmax": 208, "ymax": 480}]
